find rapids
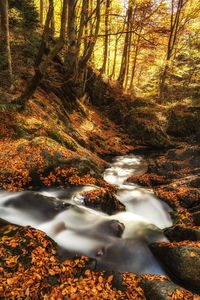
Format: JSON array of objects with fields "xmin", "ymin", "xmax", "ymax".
[{"xmin": 0, "ymin": 154, "xmax": 172, "ymax": 275}]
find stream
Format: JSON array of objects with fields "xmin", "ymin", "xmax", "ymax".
[{"xmin": 0, "ymin": 154, "xmax": 172, "ymax": 275}]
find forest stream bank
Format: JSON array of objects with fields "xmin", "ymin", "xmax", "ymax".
[{"xmin": 1, "ymin": 26, "xmax": 200, "ymax": 299}]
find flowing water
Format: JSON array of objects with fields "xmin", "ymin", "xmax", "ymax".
[{"xmin": 0, "ymin": 154, "xmax": 172, "ymax": 275}]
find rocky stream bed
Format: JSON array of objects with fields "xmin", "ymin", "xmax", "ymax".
[{"xmin": 1, "ymin": 150, "xmax": 200, "ymax": 299}]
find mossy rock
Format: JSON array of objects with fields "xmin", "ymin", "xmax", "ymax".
[
  {"xmin": 150, "ymin": 242, "xmax": 200, "ymax": 290},
  {"xmin": 47, "ymin": 129, "xmax": 77, "ymax": 151},
  {"xmin": 11, "ymin": 124, "xmax": 31, "ymax": 139},
  {"xmin": 107, "ymin": 100, "xmax": 124, "ymax": 124},
  {"xmin": 129, "ymin": 98, "xmax": 147, "ymax": 108},
  {"xmin": 125, "ymin": 114, "xmax": 172, "ymax": 149},
  {"xmin": 164, "ymin": 225, "xmax": 200, "ymax": 242},
  {"xmin": 139, "ymin": 278, "xmax": 184, "ymax": 300},
  {"xmin": 78, "ymin": 188, "xmax": 125, "ymax": 215},
  {"xmin": 167, "ymin": 110, "xmax": 200, "ymax": 137}
]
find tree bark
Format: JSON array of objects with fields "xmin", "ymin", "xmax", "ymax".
[
  {"xmin": 80, "ymin": 0, "xmax": 101, "ymax": 66},
  {"xmin": 129, "ymin": 35, "xmax": 140, "ymax": 91},
  {"xmin": 77, "ymin": 0, "xmax": 89, "ymax": 54},
  {"xmin": 0, "ymin": 0, "xmax": 12, "ymax": 86},
  {"xmin": 15, "ymin": 0, "xmax": 68, "ymax": 109},
  {"xmin": 111, "ymin": 35, "xmax": 118, "ymax": 78},
  {"xmin": 51, "ymin": 5, "xmax": 55, "ymax": 36},
  {"xmin": 64, "ymin": 0, "xmax": 78, "ymax": 78},
  {"xmin": 101, "ymin": 0, "xmax": 110, "ymax": 73},
  {"xmin": 124, "ymin": 30, "xmax": 132, "ymax": 90},
  {"xmin": 118, "ymin": 3, "xmax": 132, "ymax": 86},
  {"xmin": 40, "ymin": 0, "xmax": 44, "ymax": 24},
  {"xmin": 159, "ymin": 0, "xmax": 184, "ymax": 102}
]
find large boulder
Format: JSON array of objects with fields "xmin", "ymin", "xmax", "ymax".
[
  {"xmin": 139, "ymin": 277, "xmax": 189, "ymax": 300},
  {"xmin": 74, "ymin": 188, "xmax": 125, "ymax": 214},
  {"xmin": 3, "ymin": 191, "xmax": 71, "ymax": 221},
  {"xmin": 164, "ymin": 225, "xmax": 200, "ymax": 242},
  {"xmin": 125, "ymin": 114, "xmax": 172, "ymax": 148},
  {"xmin": 167, "ymin": 106, "xmax": 200, "ymax": 137},
  {"xmin": 1, "ymin": 137, "xmax": 103, "ymax": 189},
  {"xmin": 150, "ymin": 242, "xmax": 200, "ymax": 290}
]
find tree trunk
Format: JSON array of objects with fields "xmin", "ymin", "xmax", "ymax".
[
  {"xmin": 111, "ymin": 35, "xmax": 118, "ymax": 78},
  {"xmin": 101, "ymin": 0, "xmax": 110, "ymax": 73},
  {"xmin": 111, "ymin": 17, "xmax": 126, "ymax": 79},
  {"xmin": 84, "ymin": 0, "xmax": 89, "ymax": 54},
  {"xmin": 159, "ymin": 60, "xmax": 169, "ymax": 102},
  {"xmin": 80, "ymin": 0, "xmax": 100, "ymax": 67},
  {"xmin": 129, "ymin": 35, "xmax": 140, "ymax": 91},
  {"xmin": 0, "ymin": 0, "xmax": 12, "ymax": 86},
  {"xmin": 64, "ymin": 0, "xmax": 78, "ymax": 78},
  {"xmin": 124, "ymin": 31, "xmax": 132, "ymax": 90},
  {"xmin": 40, "ymin": 0, "xmax": 44, "ymax": 24},
  {"xmin": 159, "ymin": 0, "xmax": 184, "ymax": 102},
  {"xmin": 51, "ymin": 5, "xmax": 55, "ymax": 36},
  {"xmin": 118, "ymin": 3, "xmax": 132, "ymax": 86},
  {"xmin": 15, "ymin": 0, "xmax": 68, "ymax": 109}
]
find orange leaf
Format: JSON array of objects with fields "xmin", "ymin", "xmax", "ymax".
[
  {"xmin": 107, "ymin": 275, "xmax": 113, "ymax": 283},
  {"xmin": 190, "ymin": 252, "xmax": 196, "ymax": 257}
]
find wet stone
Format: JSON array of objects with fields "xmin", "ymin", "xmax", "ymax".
[
  {"xmin": 139, "ymin": 278, "xmax": 183, "ymax": 300},
  {"xmin": 164, "ymin": 225, "xmax": 200, "ymax": 242}
]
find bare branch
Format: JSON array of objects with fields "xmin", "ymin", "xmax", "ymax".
[{"xmin": 83, "ymin": 30, "xmax": 157, "ymax": 46}]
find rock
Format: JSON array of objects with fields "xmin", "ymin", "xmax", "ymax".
[
  {"xmin": 109, "ymin": 220, "xmax": 125, "ymax": 237},
  {"xmin": 139, "ymin": 277, "xmax": 184, "ymax": 300},
  {"xmin": 167, "ymin": 109, "xmax": 199, "ymax": 137},
  {"xmin": 177, "ymin": 188, "xmax": 200, "ymax": 209},
  {"xmin": 96, "ymin": 220, "xmax": 125, "ymax": 238},
  {"xmin": 150, "ymin": 242, "xmax": 200, "ymax": 290},
  {"xmin": 129, "ymin": 98, "xmax": 148, "ymax": 108},
  {"xmin": 125, "ymin": 114, "xmax": 172, "ymax": 149},
  {"xmin": 106, "ymin": 100, "xmax": 125, "ymax": 124},
  {"xmin": 78, "ymin": 188, "xmax": 125, "ymax": 214},
  {"xmin": 167, "ymin": 148, "xmax": 198, "ymax": 161},
  {"xmin": 191, "ymin": 212, "xmax": 200, "ymax": 226},
  {"xmin": 0, "ymin": 218, "xmax": 13, "ymax": 228},
  {"xmin": 164, "ymin": 225, "xmax": 200, "ymax": 242},
  {"xmin": 188, "ymin": 176, "xmax": 200, "ymax": 188},
  {"xmin": 28, "ymin": 138, "xmax": 103, "ymax": 186},
  {"xmin": 40, "ymin": 149, "xmax": 102, "ymax": 178},
  {"xmin": 4, "ymin": 191, "xmax": 71, "ymax": 221},
  {"xmin": 188, "ymin": 204, "xmax": 200, "ymax": 213}
]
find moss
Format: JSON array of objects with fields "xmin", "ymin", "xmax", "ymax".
[
  {"xmin": 167, "ymin": 111, "xmax": 199, "ymax": 137},
  {"xmin": 47, "ymin": 129, "xmax": 77, "ymax": 151},
  {"xmin": 11, "ymin": 124, "xmax": 29, "ymax": 139}
]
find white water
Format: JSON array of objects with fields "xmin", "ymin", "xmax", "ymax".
[{"xmin": 0, "ymin": 154, "xmax": 172, "ymax": 275}]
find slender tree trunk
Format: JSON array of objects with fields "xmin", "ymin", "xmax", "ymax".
[
  {"xmin": 40, "ymin": 0, "xmax": 44, "ymax": 24},
  {"xmin": 111, "ymin": 35, "xmax": 118, "ymax": 78},
  {"xmin": 129, "ymin": 35, "xmax": 140, "ymax": 91},
  {"xmin": 0, "ymin": 0, "xmax": 12, "ymax": 86},
  {"xmin": 65, "ymin": 0, "xmax": 78, "ymax": 78},
  {"xmin": 124, "ymin": 31, "xmax": 132, "ymax": 90},
  {"xmin": 77, "ymin": 0, "xmax": 89, "ymax": 55},
  {"xmin": 107, "ymin": 34, "xmax": 111, "ymax": 75},
  {"xmin": 84, "ymin": 0, "xmax": 89, "ymax": 54},
  {"xmin": 111, "ymin": 17, "xmax": 126, "ymax": 79},
  {"xmin": 51, "ymin": 5, "xmax": 55, "ymax": 36},
  {"xmin": 118, "ymin": 3, "xmax": 132, "ymax": 86},
  {"xmin": 101, "ymin": 0, "xmax": 110, "ymax": 73}
]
